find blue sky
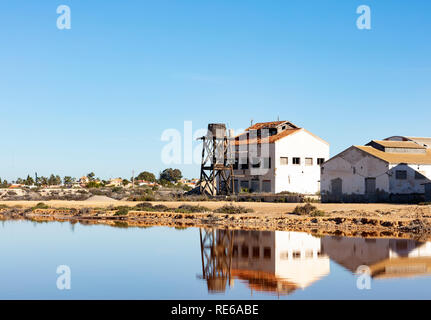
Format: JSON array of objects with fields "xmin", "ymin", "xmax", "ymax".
[{"xmin": 0, "ymin": 0, "xmax": 430, "ymax": 181}]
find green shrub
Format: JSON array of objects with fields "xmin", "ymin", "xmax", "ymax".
[
  {"xmin": 291, "ymin": 204, "xmax": 326, "ymax": 216},
  {"xmin": 133, "ymin": 203, "xmax": 169, "ymax": 212},
  {"xmin": 214, "ymin": 204, "xmax": 253, "ymax": 214},
  {"xmin": 174, "ymin": 204, "xmax": 209, "ymax": 213},
  {"xmin": 32, "ymin": 202, "xmax": 49, "ymax": 210},
  {"xmin": 114, "ymin": 207, "xmax": 130, "ymax": 216}
]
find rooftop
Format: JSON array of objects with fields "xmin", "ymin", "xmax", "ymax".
[
  {"xmin": 370, "ymin": 140, "xmax": 426, "ymax": 149},
  {"xmin": 385, "ymin": 136, "xmax": 431, "ymax": 148},
  {"xmin": 233, "ymin": 128, "xmax": 302, "ymax": 146},
  {"xmin": 245, "ymin": 120, "xmax": 298, "ymax": 131},
  {"xmin": 355, "ymin": 145, "xmax": 431, "ymax": 165}
]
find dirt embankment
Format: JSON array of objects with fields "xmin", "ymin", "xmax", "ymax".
[{"xmin": 1, "ymin": 200, "xmax": 431, "ymax": 240}]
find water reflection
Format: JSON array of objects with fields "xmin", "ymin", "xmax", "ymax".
[
  {"xmin": 198, "ymin": 228, "xmax": 431, "ymax": 295},
  {"xmin": 322, "ymin": 237, "xmax": 431, "ymax": 279}
]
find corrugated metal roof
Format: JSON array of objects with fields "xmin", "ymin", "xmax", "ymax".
[{"xmin": 355, "ymin": 146, "xmax": 431, "ymax": 164}]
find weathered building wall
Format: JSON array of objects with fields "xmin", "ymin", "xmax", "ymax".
[
  {"xmin": 321, "ymin": 147, "xmax": 389, "ymax": 202},
  {"xmin": 275, "ymin": 130, "xmax": 329, "ymax": 194},
  {"xmin": 388, "ymin": 164, "xmax": 431, "ymax": 194},
  {"xmin": 233, "ymin": 144, "xmax": 276, "ymax": 193}
]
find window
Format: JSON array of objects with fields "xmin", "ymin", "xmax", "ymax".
[
  {"xmin": 263, "ymin": 247, "xmax": 271, "ymax": 259},
  {"xmin": 293, "ymin": 157, "xmax": 301, "ymax": 165},
  {"xmin": 317, "ymin": 158, "xmax": 325, "ymax": 165},
  {"xmin": 240, "ymin": 158, "xmax": 249, "ymax": 170},
  {"xmin": 252, "ymin": 247, "xmax": 260, "ymax": 258},
  {"xmin": 233, "ymin": 159, "xmax": 239, "ymax": 170},
  {"xmin": 415, "ymin": 171, "xmax": 426, "ymax": 180},
  {"xmin": 262, "ymin": 157, "xmax": 271, "ymax": 169},
  {"xmin": 241, "ymin": 246, "xmax": 249, "ymax": 258},
  {"xmin": 305, "ymin": 158, "xmax": 313, "ymax": 166},
  {"xmin": 396, "ymin": 170, "xmax": 407, "ymax": 180},
  {"xmin": 240, "ymin": 181, "xmax": 249, "ymax": 190},
  {"xmin": 280, "ymin": 157, "xmax": 288, "ymax": 165},
  {"xmin": 251, "ymin": 157, "xmax": 261, "ymax": 168}
]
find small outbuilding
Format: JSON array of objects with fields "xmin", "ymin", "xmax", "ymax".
[{"xmin": 321, "ymin": 138, "xmax": 431, "ymax": 203}]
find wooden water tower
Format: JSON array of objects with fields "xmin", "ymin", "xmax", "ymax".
[
  {"xmin": 197, "ymin": 228, "xmax": 234, "ymax": 293},
  {"xmin": 198, "ymin": 123, "xmax": 234, "ymax": 196}
]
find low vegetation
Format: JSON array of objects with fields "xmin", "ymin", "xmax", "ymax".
[
  {"xmin": 31, "ymin": 202, "xmax": 49, "ymax": 210},
  {"xmin": 214, "ymin": 204, "xmax": 254, "ymax": 214},
  {"xmin": 114, "ymin": 207, "xmax": 131, "ymax": 216},
  {"xmin": 290, "ymin": 204, "xmax": 326, "ymax": 217},
  {"xmin": 132, "ymin": 203, "xmax": 209, "ymax": 213}
]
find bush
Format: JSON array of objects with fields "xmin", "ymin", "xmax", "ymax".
[
  {"xmin": 291, "ymin": 204, "xmax": 326, "ymax": 217},
  {"xmin": 32, "ymin": 202, "xmax": 49, "ymax": 210},
  {"xmin": 133, "ymin": 203, "xmax": 169, "ymax": 212},
  {"xmin": 111, "ymin": 186, "xmax": 123, "ymax": 193},
  {"xmin": 129, "ymin": 195, "xmax": 156, "ymax": 201},
  {"xmin": 214, "ymin": 204, "xmax": 253, "ymax": 214},
  {"xmin": 153, "ymin": 204, "xmax": 169, "ymax": 212},
  {"xmin": 174, "ymin": 204, "xmax": 209, "ymax": 213},
  {"xmin": 114, "ymin": 207, "xmax": 130, "ymax": 216}
]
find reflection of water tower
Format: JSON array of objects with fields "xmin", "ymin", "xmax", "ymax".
[
  {"xmin": 198, "ymin": 228, "xmax": 234, "ymax": 293},
  {"xmin": 198, "ymin": 124, "xmax": 234, "ymax": 196}
]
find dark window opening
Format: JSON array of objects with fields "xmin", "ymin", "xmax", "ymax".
[
  {"xmin": 241, "ymin": 245, "xmax": 249, "ymax": 258},
  {"xmin": 396, "ymin": 170, "xmax": 407, "ymax": 180},
  {"xmin": 252, "ymin": 247, "xmax": 260, "ymax": 258},
  {"xmin": 263, "ymin": 247, "xmax": 271, "ymax": 259}
]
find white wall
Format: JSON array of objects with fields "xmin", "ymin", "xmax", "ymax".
[
  {"xmin": 275, "ymin": 130, "xmax": 329, "ymax": 194},
  {"xmin": 388, "ymin": 163, "xmax": 431, "ymax": 194},
  {"xmin": 274, "ymin": 231, "xmax": 330, "ymax": 289},
  {"xmin": 321, "ymin": 148, "xmax": 390, "ymax": 196}
]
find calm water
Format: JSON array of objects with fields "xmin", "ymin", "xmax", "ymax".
[{"xmin": 1, "ymin": 219, "xmax": 431, "ymax": 299}]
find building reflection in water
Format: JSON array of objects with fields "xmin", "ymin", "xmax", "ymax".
[
  {"xmin": 321, "ymin": 237, "xmax": 431, "ymax": 279},
  {"xmin": 198, "ymin": 228, "xmax": 330, "ymax": 296},
  {"xmin": 198, "ymin": 228, "xmax": 431, "ymax": 296}
]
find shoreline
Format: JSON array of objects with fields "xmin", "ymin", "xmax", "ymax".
[{"xmin": 1, "ymin": 200, "xmax": 431, "ymax": 240}]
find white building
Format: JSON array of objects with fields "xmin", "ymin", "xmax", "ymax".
[
  {"xmin": 322, "ymin": 236, "xmax": 431, "ymax": 279},
  {"xmin": 230, "ymin": 230, "xmax": 329, "ymax": 295},
  {"xmin": 321, "ymin": 137, "xmax": 431, "ymax": 203},
  {"xmin": 231, "ymin": 121, "xmax": 329, "ymax": 194}
]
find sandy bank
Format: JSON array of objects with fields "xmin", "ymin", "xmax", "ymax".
[{"xmin": 1, "ymin": 200, "xmax": 431, "ymax": 240}]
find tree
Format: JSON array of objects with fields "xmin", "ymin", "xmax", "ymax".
[
  {"xmin": 0, "ymin": 178, "xmax": 9, "ymax": 188},
  {"xmin": 38, "ymin": 176, "xmax": 48, "ymax": 186},
  {"xmin": 122, "ymin": 179, "xmax": 130, "ymax": 186},
  {"xmin": 87, "ymin": 172, "xmax": 95, "ymax": 181},
  {"xmin": 24, "ymin": 175, "xmax": 34, "ymax": 186},
  {"xmin": 136, "ymin": 171, "xmax": 156, "ymax": 182},
  {"xmin": 159, "ymin": 168, "xmax": 182, "ymax": 183},
  {"xmin": 48, "ymin": 174, "xmax": 61, "ymax": 186},
  {"xmin": 63, "ymin": 176, "xmax": 74, "ymax": 185}
]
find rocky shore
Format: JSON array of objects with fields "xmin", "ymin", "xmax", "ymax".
[{"xmin": 1, "ymin": 200, "xmax": 431, "ymax": 241}]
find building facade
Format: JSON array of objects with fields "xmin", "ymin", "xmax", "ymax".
[
  {"xmin": 321, "ymin": 138, "xmax": 431, "ymax": 203},
  {"xmin": 231, "ymin": 121, "xmax": 329, "ymax": 194}
]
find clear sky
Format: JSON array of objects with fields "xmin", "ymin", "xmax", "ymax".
[{"xmin": 1, "ymin": 0, "xmax": 430, "ymax": 181}]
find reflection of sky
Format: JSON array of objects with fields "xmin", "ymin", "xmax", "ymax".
[{"xmin": 1, "ymin": 221, "xmax": 431, "ymax": 299}]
